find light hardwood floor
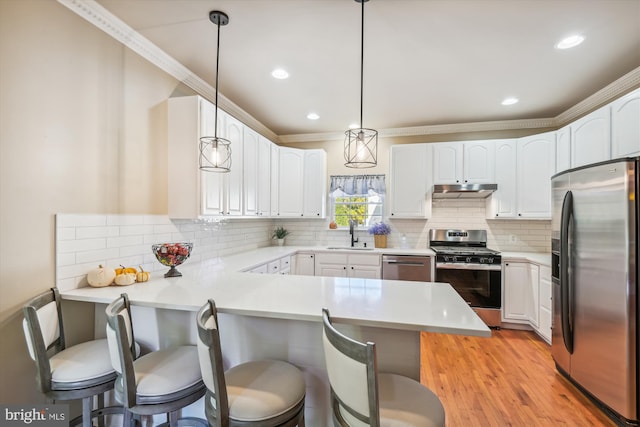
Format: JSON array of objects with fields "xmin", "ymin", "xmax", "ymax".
[{"xmin": 420, "ymin": 329, "xmax": 618, "ymax": 426}]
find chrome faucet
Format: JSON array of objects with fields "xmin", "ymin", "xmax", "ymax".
[{"xmin": 349, "ymin": 219, "xmax": 359, "ymax": 247}]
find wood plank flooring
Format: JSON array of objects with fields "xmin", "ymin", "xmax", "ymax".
[{"xmin": 420, "ymin": 329, "xmax": 617, "ymax": 426}]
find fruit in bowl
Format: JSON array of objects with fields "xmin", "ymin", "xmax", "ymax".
[{"xmin": 152, "ymin": 243, "xmax": 193, "ymax": 277}]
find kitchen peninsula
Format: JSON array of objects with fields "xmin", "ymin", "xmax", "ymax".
[{"xmin": 60, "ymin": 247, "xmax": 490, "ymax": 425}]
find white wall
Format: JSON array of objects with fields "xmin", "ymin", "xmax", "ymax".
[{"xmin": 0, "ymin": 0, "xmax": 184, "ymax": 404}]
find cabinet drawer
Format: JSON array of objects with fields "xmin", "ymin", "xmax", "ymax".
[
  {"xmin": 268, "ymin": 260, "xmax": 280, "ymax": 274},
  {"xmin": 279, "ymin": 256, "xmax": 291, "ymax": 271},
  {"xmin": 315, "ymin": 253, "xmax": 348, "ymax": 265}
]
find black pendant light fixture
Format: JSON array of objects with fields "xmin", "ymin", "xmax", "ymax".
[
  {"xmin": 200, "ymin": 11, "xmax": 232, "ymax": 173},
  {"xmin": 344, "ymin": 0, "xmax": 377, "ymax": 168}
]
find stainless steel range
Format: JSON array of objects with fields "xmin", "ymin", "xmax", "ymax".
[{"xmin": 429, "ymin": 229, "xmax": 501, "ymax": 328}]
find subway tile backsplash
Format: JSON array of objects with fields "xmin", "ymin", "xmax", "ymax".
[
  {"xmin": 55, "ymin": 214, "xmax": 273, "ymax": 291},
  {"xmin": 57, "ymin": 201, "xmax": 550, "ymax": 290}
]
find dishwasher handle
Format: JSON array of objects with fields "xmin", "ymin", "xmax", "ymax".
[{"xmin": 383, "ymin": 260, "xmax": 426, "ymax": 266}]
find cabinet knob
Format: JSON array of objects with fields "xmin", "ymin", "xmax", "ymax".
[
  {"xmin": 343, "ymin": 266, "xmax": 346, "ymax": 270},
  {"xmin": 464, "ymin": 180, "xmax": 468, "ymax": 183},
  {"xmin": 518, "ymin": 213, "xmax": 522, "ymax": 216},
  {"xmin": 496, "ymin": 214, "xmax": 499, "ymax": 217},
  {"xmin": 391, "ymin": 213, "xmax": 394, "ymax": 216}
]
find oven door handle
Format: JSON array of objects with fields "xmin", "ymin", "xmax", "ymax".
[{"xmin": 436, "ymin": 263, "xmax": 501, "ymax": 271}]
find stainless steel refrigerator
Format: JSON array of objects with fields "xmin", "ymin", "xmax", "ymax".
[{"xmin": 551, "ymin": 157, "xmax": 638, "ymax": 425}]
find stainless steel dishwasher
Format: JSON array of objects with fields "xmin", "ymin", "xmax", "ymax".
[{"xmin": 382, "ymin": 255, "xmax": 432, "ymax": 282}]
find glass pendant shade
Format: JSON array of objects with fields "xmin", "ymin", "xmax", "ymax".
[
  {"xmin": 344, "ymin": 127, "xmax": 377, "ymax": 168},
  {"xmin": 199, "ymin": 136, "xmax": 231, "ymax": 172}
]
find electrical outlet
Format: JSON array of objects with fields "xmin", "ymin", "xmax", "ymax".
[{"xmin": 510, "ymin": 234, "xmax": 517, "ymax": 242}]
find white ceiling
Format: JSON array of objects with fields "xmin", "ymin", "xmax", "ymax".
[{"xmin": 95, "ymin": 0, "xmax": 640, "ymax": 139}]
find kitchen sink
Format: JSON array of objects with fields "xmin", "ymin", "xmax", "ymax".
[{"xmin": 326, "ymin": 246, "xmax": 374, "ymax": 251}]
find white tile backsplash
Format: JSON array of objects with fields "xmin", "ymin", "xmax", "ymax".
[{"xmin": 56, "ymin": 214, "xmax": 274, "ymax": 291}]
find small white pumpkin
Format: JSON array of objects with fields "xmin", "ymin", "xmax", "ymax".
[
  {"xmin": 87, "ymin": 265, "xmax": 116, "ymax": 288},
  {"xmin": 114, "ymin": 273, "xmax": 136, "ymax": 286}
]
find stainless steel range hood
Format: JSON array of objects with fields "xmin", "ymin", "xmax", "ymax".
[{"xmin": 432, "ymin": 183, "xmax": 498, "ymax": 199}]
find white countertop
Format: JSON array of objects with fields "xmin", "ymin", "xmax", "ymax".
[
  {"xmin": 61, "ymin": 246, "xmax": 491, "ymax": 337},
  {"xmin": 501, "ymin": 251, "xmax": 551, "ymax": 266}
]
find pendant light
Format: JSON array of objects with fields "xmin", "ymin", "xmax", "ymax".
[
  {"xmin": 344, "ymin": 0, "xmax": 377, "ymax": 168},
  {"xmin": 200, "ymin": 11, "xmax": 231, "ymax": 173}
]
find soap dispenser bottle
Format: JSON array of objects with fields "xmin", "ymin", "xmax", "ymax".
[{"xmin": 400, "ymin": 234, "xmax": 408, "ymax": 249}]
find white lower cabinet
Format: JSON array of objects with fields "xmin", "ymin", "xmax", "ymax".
[
  {"xmin": 248, "ymin": 256, "xmax": 291, "ymax": 275},
  {"xmin": 293, "ymin": 253, "xmax": 315, "ymax": 276},
  {"xmin": 537, "ymin": 266, "xmax": 552, "ymax": 344},
  {"xmin": 314, "ymin": 253, "xmax": 381, "ymax": 279},
  {"xmin": 503, "ymin": 259, "xmax": 552, "ymax": 344}
]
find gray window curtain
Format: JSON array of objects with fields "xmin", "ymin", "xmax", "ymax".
[{"xmin": 329, "ymin": 175, "xmax": 386, "ymax": 196}]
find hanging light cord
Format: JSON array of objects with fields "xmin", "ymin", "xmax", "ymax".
[
  {"xmin": 359, "ymin": 0, "xmax": 365, "ymax": 129},
  {"xmin": 214, "ymin": 16, "xmax": 222, "ymax": 139}
]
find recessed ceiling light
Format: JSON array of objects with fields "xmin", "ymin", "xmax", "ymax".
[
  {"xmin": 556, "ymin": 35, "xmax": 585, "ymax": 50},
  {"xmin": 348, "ymin": 123, "xmax": 359, "ymax": 129},
  {"xmin": 271, "ymin": 68, "xmax": 289, "ymax": 79},
  {"xmin": 501, "ymin": 97, "xmax": 519, "ymax": 106},
  {"xmin": 307, "ymin": 113, "xmax": 320, "ymax": 120}
]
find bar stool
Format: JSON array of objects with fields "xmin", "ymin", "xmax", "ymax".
[
  {"xmin": 22, "ymin": 287, "xmax": 124, "ymax": 427},
  {"xmin": 105, "ymin": 293, "xmax": 206, "ymax": 426},
  {"xmin": 321, "ymin": 308, "xmax": 446, "ymax": 427},
  {"xmin": 196, "ymin": 299, "xmax": 306, "ymax": 427}
]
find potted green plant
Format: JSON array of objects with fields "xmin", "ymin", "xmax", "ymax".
[{"xmin": 272, "ymin": 226, "xmax": 290, "ymax": 246}]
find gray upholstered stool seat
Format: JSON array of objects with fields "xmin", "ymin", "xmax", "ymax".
[
  {"xmin": 106, "ymin": 293, "xmax": 206, "ymax": 426},
  {"xmin": 197, "ymin": 299, "xmax": 306, "ymax": 426},
  {"xmin": 322, "ymin": 307, "xmax": 446, "ymax": 427},
  {"xmin": 224, "ymin": 360, "xmax": 306, "ymax": 422},
  {"xmin": 114, "ymin": 346, "xmax": 203, "ymax": 404},
  {"xmin": 49, "ymin": 339, "xmax": 115, "ymax": 387},
  {"xmin": 23, "ymin": 287, "xmax": 124, "ymax": 427}
]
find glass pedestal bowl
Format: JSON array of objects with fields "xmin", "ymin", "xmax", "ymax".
[{"xmin": 152, "ymin": 243, "xmax": 193, "ymax": 278}]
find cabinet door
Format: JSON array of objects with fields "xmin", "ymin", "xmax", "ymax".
[
  {"xmin": 257, "ymin": 136, "xmax": 272, "ymax": 216},
  {"xmin": 502, "ymin": 261, "xmax": 530, "ymax": 322},
  {"xmin": 528, "ymin": 264, "xmax": 539, "ymax": 327},
  {"xmin": 224, "ymin": 114, "xmax": 244, "ymax": 216},
  {"xmin": 294, "ymin": 253, "xmax": 315, "ymax": 276},
  {"xmin": 303, "ymin": 149, "xmax": 327, "ymax": 217},
  {"xmin": 517, "ymin": 132, "xmax": 555, "ymax": 219},
  {"xmin": 611, "ymin": 88, "xmax": 640, "ymax": 158},
  {"xmin": 556, "ymin": 125, "xmax": 571, "ymax": 174},
  {"xmin": 537, "ymin": 266, "xmax": 552, "ymax": 343},
  {"xmin": 278, "ymin": 147, "xmax": 304, "ymax": 217},
  {"xmin": 571, "ymin": 106, "xmax": 611, "ymax": 168},
  {"xmin": 487, "ymin": 139, "xmax": 516, "ymax": 219},
  {"xmin": 433, "ymin": 142, "xmax": 463, "ymax": 184},
  {"xmin": 270, "ymin": 144, "xmax": 280, "ymax": 216},
  {"xmin": 243, "ymin": 127, "xmax": 260, "ymax": 216},
  {"xmin": 201, "ymin": 100, "xmax": 226, "ymax": 215},
  {"xmin": 348, "ymin": 266, "xmax": 381, "ymax": 279},
  {"xmin": 389, "ymin": 144, "xmax": 431, "ymax": 218},
  {"xmin": 463, "ymin": 141, "xmax": 494, "ymax": 183}
]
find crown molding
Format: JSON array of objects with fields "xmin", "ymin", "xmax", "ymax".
[
  {"xmin": 57, "ymin": 0, "xmax": 639, "ymax": 145},
  {"xmin": 56, "ymin": 0, "xmax": 278, "ymax": 142}
]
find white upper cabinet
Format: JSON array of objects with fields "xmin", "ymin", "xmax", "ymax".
[
  {"xmin": 516, "ymin": 132, "xmax": 556, "ymax": 219},
  {"xmin": 433, "ymin": 141, "xmax": 494, "ymax": 184},
  {"xmin": 277, "ymin": 147, "xmax": 304, "ymax": 217},
  {"xmin": 389, "ymin": 143, "xmax": 432, "ymax": 218},
  {"xmin": 571, "ymin": 105, "xmax": 611, "ymax": 168},
  {"xmin": 303, "ymin": 149, "xmax": 327, "ymax": 218},
  {"xmin": 168, "ymin": 95, "xmax": 226, "ymax": 218},
  {"xmin": 433, "ymin": 142, "xmax": 463, "ymax": 184},
  {"xmin": 257, "ymin": 136, "xmax": 272, "ymax": 216},
  {"xmin": 555, "ymin": 125, "xmax": 571, "ymax": 174},
  {"xmin": 486, "ymin": 139, "xmax": 517, "ymax": 218},
  {"xmin": 611, "ymin": 88, "xmax": 640, "ymax": 158},
  {"xmin": 242, "ymin": 127, "xmax": 260, "ymax": 216},
  {"xmin": 270, "ymin": 144, "xmax": 280, "ymax": 217}
]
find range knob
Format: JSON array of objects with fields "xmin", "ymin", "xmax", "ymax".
[{"xmin": 465, "ymin": 256, "xmax": 472, "ymax": 263}]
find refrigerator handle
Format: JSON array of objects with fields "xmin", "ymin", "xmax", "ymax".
[{"xmin": 560, "ymin": 190, "xmax": 574, "ymax": 354}]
